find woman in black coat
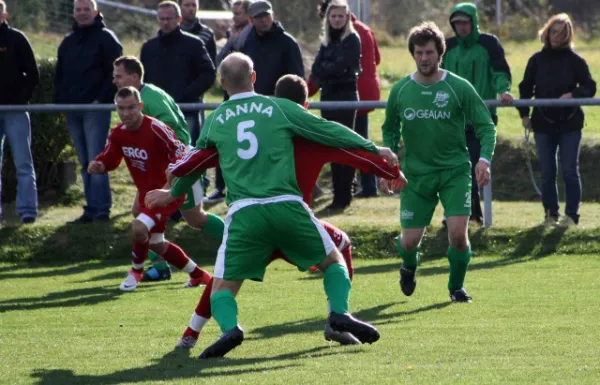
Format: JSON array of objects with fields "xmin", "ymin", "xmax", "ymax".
[
  {"xmin": 518, "ymin": 13, "xmax": 596, "ymax": 226},
  {"xmin": 310, "ymin": 0, "xmax": 361, "ymax": 211}
]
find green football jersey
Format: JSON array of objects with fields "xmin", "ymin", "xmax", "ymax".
[
  {"xmin": 197, "ymin": 92, "xmax": 379, "ymax": 206},
  {"xmin": 382, "ymin": 70, "xmax": 496, "ymax": 175},
  {"xmin": 140, "ymin": 83, "xmax": 190, "ymax": 145}
]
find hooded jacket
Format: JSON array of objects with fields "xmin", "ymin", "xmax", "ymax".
[
  {"xmin": 442, "ymin": 2, "xmax": 511, "ymax": 117},
  {"xmin": 140, "ymin": 27, "xmax": 216, "ymax": 104},
  {"xmin": 180, "ymin": 17, "xmax": 217, "ymax": 65},
  {"xmin": 518, "ymin": 46, "xmax": 596, "ymax": 133},
  {"xmin": 54, "ymin": 14, "xmax": 122, "ymax": 104},
  {"xmin": 240, "ymin": 21, "xmax": 304, "ymax": 95},
  {"xmin": 0, "ymin": 22, "xmax": 39, "ymax": 105}
]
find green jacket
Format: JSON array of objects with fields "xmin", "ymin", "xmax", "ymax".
[{"xmin": 441, "ymin": 2, "xmax": 511, "ymax": 117}]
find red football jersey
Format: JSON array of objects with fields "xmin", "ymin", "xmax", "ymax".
[
  {"xmin": 96, "ymin": 115, "xmax": 187, "ymax": 199},
  {"xmin": 170, "ymin": 138, "xmax": 399, "ymax": 206}
]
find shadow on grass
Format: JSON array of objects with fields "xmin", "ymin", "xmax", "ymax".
[
  {"xmin": 0, "ymin": 260, "xmax": 124, "ymax": 280},
  {"xmin": 0, "ymin": 285, "xmax": 125, "ymax": 313},
  {"xmin": 247, "ymin": 302, "xmax": 449, "ymax": 341},
  {"xmin": 0, "ymin": 280, "xmax": 189, "ymax": 313},
  {"xmin": 31, "ymin": 345, "xmax": 359, "ymax": 385},
  {"xmin": 0, "ymin": 218, "xmax": 220, "ymax": 273}
]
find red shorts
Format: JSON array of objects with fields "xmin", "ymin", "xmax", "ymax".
[
  {"xmin": 268, "ymin": 220, "xmax": 350, "ymax": 265},
  {"xmin": 136, "ymin": 191, "xmax": 184, "ymax": 234}
]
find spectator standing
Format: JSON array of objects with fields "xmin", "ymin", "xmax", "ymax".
[
  {"xmin": 317, "ymin": 0, "xmax": 381, "ymax": 199},
  {"xmin": 518, "ymin": 14, "xmax": 596, "ymax": 226},
  {"xmin": 54, "ymin": 0, "xmax": 122, "ymax": 224},
  {"xmin": 240, "ymin": 0, "xmax": 304, "ymax": 96},
  {"xmin": 310, "ymin": 0, "xmax": 361, "ymax": 211},
  {"xmin": 180, "ymin": 0, "xmax": 217, "ymax": 148},
  {"xmin": 441, "ymin": 2, "xmax": 513, "ymax": 226},
  {"xmin": 140, "ymin": 1, "xmax": 216, "ymax": 147},
  {"xmin": 215, "ymin": 0, "xmax": 252, "ymax": 66},
  {"xmin": 180, "ymin": 0, "xmax": 217, "ymax": 64},
  {"xmin": 0, "ymin": 0, "xmax": 39, "ymax": 224},
  {"xmin": 205, "ymin": 0, "xmax": 253, "ymax": 203}
]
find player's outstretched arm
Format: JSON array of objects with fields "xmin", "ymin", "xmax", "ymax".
[
  {"xmin": 275, "ymin": 98, "xmax": 379, "ymax": 153},
  {"xmin": 381, "ymin": 81, "xmax": 404, "ymax": 154},
  {"xmin": 94, "ymin": 136, "xmax": 123, "ymax": 172},
  {"xmin": 145, "ymin": 189, "xmax": 176, "ymax": 209},
  {"xmin": 376, "ymin": 147, "xmax": 399, "ymax": 168},
  {"xmin": 167, "ymin": 148, "xmax": 220, "ymax": 199},
  {"xmin": 464, "ymin": 82, "xmax": 497, "ymax": 164},
  {"xmin": 170, "ymin": 173, "xmax": 202, "ymax": 199}
]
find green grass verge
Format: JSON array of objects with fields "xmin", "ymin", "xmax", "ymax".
[{"xmin": 1, "ymin": 254, "xmax": 599, "ymax": 384}]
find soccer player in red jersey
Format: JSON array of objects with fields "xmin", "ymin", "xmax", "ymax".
[
  {"xmin": 88, "ymin": 86, "xmax": 211, "ymax": 292},
  {"xmin": 146, "ymin": 75, "xmax": 406, "ymax": 348}
]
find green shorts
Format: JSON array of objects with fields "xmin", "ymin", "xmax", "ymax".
[
  {"xmin": 400, "ymin": 164, "xmax": 472, "ymax": 228},
  {"xmin": 180, "ymin": 180, "xmax": 203, "ymax": 210},
  {"xmin": 214, "ymin": 198, "xmax": 335, "ymax": 281}
]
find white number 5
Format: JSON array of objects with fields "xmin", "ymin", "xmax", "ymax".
[{"xmin": 236, "ymin": 120, "xmax": 258, "ymax": 159}]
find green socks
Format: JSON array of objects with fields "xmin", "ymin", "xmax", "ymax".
[
  {"xmin": 396, "ymin": 238, "xmax": 419, "ymax": 270},
  {"xmin": 211, "ymin": 289, "xmax": 238, "ymax": 333},
  {"xmin": 447, "ymin": 245, "xmax": 472, "ymax": 291},
  {"xmin": 323, "ymin": 263, "xmax": 351, "ymax": 314},
  {"xmin": 147, "ymin": 250, "xmax": 169, "ymax": 271},
  {"xmin": 203, "ymin": 213, "xmax": 225, "ymax": 242}
]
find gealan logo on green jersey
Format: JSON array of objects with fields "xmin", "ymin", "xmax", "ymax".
[
  {"xmin": 403, "ymin": 108, "xmax": 451, "ymax": 121},
  {"xmin": 433, "ymin": 91, "xmax": 450, "ymax": 108}
]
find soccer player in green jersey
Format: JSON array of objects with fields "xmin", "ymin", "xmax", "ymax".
[
  {"xmin": 380, "ymin": 22, "xmax": 496, "ymax": 303},
  {"xmin": 193, "ymin": 52, "xmax": 397, "ymax": 358},
  {"xmin": 112, "ymin": 56, "xmax": 225, "ymax": 285}
]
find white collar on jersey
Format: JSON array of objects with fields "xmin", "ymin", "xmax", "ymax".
[
  {"xmin": 410, "ymin": 70, "xmax": 448, "ymax": 83},
  {"xmin": 229, "ymin": 91, "xmax": 259, "ymax": 100}
]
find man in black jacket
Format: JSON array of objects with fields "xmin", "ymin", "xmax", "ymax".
[
  {"xmin": 54, "ymin": 0, "xmax": 122, "ymax": 224},
  {"xmin": 0, "ymin": 0, "xmax": 40, "ymax": 224},
  {"xmin": 180, "ymin": 0, "xmax": 217, "ymax": 64},
  {"xmin": 241, "ymin": 0, "xmax": 304, "ymax": 95},
  {"xmin": 141, "ymin": 1, "xmax": 216, "ymax": 146},
  {"xmin": 180, "ymin": 0, "xmax": 217, "ymax": 148}
]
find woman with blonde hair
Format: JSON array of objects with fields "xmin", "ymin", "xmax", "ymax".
[
  {"xmin": 310, "ymin": 0, "xmax": 361, "ymax": 211},
  {"xmin": 518, "ymin": 13, "xmax": 596, "ymax": 226}
]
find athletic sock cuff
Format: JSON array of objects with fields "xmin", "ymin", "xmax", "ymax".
[{"xmin": 211, "ymin": 289, "xmax": 235, "ymax": 302}]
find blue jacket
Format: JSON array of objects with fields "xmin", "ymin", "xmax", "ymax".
[{"xmin": 54, "ymin": 14, "xmax": 122, "ymax": 104}]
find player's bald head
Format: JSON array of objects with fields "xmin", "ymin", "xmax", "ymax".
[{"xmin": 219, "ymin": 53, "xmax": 255, "ymax": 92}]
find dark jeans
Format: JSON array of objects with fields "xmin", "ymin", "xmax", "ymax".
[
  {"xmin": 465, "ymin": 115, "xmax": 497, "ymax": 220},
  {"xmin": 534, "ymin": 130, "xmax": 582, "ymax": 222},
  {"xmin": 465, "ymin": 129, "xmax": 483, "ymax": 220},
  {"xmin": 354, "ymin": 114, "xmax": 377, "ymax": 195},
  {"xmin": 322, "ymin": 98, "xmax": 357, "ymax": 207},
  {"xmin": 66, "ymin": 111, "xmax": 112, "ymax": 218},
  {"xmin": 0, "ymin": 112, "xmax": 38, "ymax": 219},
  {"xmin": 185, "ymin": 111, "xmax": 202, "ymax": 147},
  {"xmin": 215, "ymin": 166, "xmax": 225, "ymax": 192}
]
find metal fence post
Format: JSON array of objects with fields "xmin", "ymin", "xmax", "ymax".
[{"xmin": 483, "ymin": 175, "xmax": 493, "ymax": 228}]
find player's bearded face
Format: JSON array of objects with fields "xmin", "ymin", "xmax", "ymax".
[
  {"xmin": 116, "ymin": 96, "xmax": 143, "ymax": 129},
  {"xmin": 413, "ymin": 41, "xmax": 440, "ymax": 77}
]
